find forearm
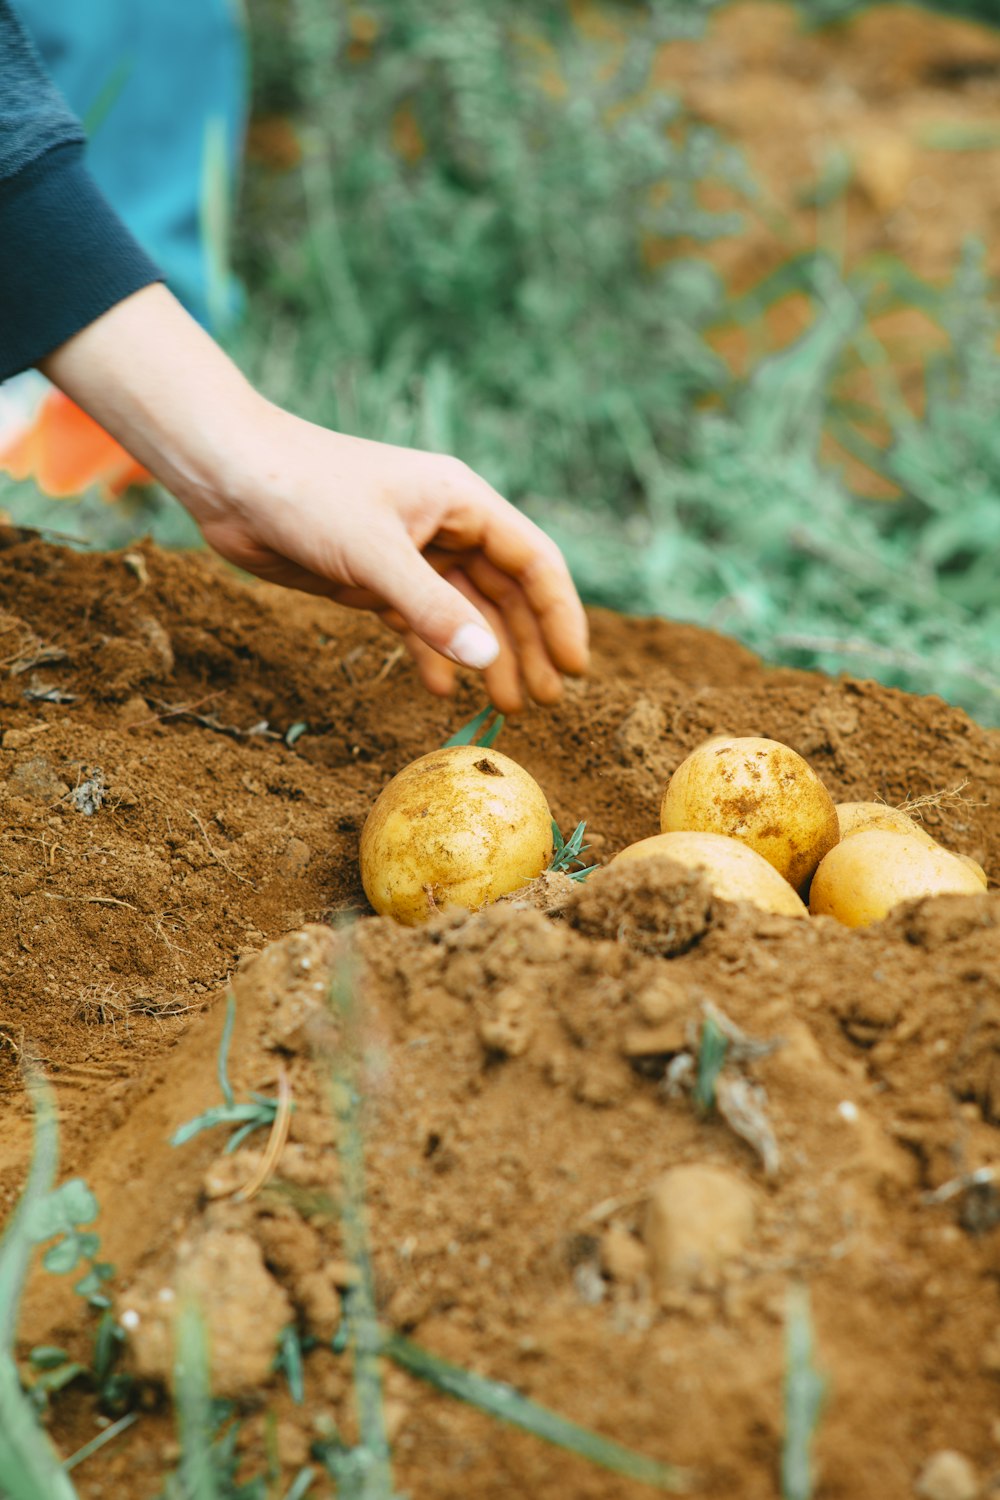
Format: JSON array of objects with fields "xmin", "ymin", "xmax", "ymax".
[{"xmin": 39, "ymin": 282, "xmax": 267, "ymax": 520}]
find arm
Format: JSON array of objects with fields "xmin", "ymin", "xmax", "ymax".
[
  {"xmin": 41, "ymin": 284, "xmax": 590, "ymax": 712},
  {"xmin": 0, "ymin": 0, "xmax": 161, "ymax": 381}
]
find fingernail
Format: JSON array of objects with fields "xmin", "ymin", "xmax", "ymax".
[{"xmin": 448, "ymin": 623, "xmax": 499, "ymax": 670}]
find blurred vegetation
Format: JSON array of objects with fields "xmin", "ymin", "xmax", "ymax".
[
  {"xmin": 233, "ymin": 0, "xmax": 1000, "ymax": 723},
  {"xmin": 3, "ymin": 0, "xmax": 999, "ymax": 723}
]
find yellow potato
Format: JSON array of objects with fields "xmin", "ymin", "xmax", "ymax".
[
  {"xmin": 660, "ymin": 736, "xmax": 838, "ymax": 892},
  {"xmin": 835, "ymin": 801, "xmax": 937, "ymax": 847},
  {"xmin": 954, "ymin": 852, "xmax": 989, "ymax": 889},
  {"xmin": 614, "ymin": 831, "xmax": 808, "ymax": 918},
  {"xmin": 809, "ymin": 830, "xmax": 985, "ymax": 927},
  {"xmin": 360, "ymin": 745, "xmax": 553, "ymax": 926}
]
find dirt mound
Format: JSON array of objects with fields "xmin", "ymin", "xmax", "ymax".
[{"xmin": 2, "ymin": 528, "xmax": 999, "ymax": 1499}]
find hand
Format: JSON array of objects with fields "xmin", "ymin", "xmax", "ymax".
[
  {"xmin": 41, "ymin": 285, "xmax": 588, "ymax": 712},
  {"xmin": 196, "ymin": 412, "xmax": 589, "ymax": 714}
]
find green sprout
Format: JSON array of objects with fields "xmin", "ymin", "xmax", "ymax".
[
  {"xmin": 442, "ymin": 704, "xmax": 505, "ymax": 748},
  {"xmin": 170, "ymin": 994, "xmax": 283, "ymax": 1154},
  {"xmin": 549, "ymin": 820, "xmax": 597, "ymax": 881},
  {"xmin": 692, "ymin": 1013, "xmax": 729, "ymax": 1116},
  {"xmin": 782, "ymin": 1285, "xmax": 827, "ymax": 1500}
]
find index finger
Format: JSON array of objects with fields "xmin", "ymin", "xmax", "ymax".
[{"xmin": 432, "ymin": 476, "xmax": 590, "ymax": 677}]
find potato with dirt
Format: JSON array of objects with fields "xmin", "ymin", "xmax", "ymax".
[
  {"xmin": 360, "ymin": 745, "xmax": 553, "ymax": 925},
  {"xmin": 614, "ymin": 829, "xmax": 808, "ymax": 917},
  {"xmin": 660, "ymin": 735, "xmax": 839, "ymax": 892},
  {"xmin": 810, "ymin": 829, "xmax": 986, "ymax": 927},
  {"xmin": 836, "ymin": 801, "xmax": 988, "ymax": 887}
]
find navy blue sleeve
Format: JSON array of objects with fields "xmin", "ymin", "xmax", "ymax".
[{"xmin": 0, "ymin": 0, "xmax": 161, "ymax": 381}]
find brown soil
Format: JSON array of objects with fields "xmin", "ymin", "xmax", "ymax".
[{"xmin": 2, "ymin": 528, "xmax": 999, "ymax": 1499}]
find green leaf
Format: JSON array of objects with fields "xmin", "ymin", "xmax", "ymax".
[
  {"xmin": 443, "ymin": 706, "xmax": 504, "ymax": 748},
  {"xmin": 28, "ymin": 1347, "xmax": 71, "ymax": 1370},
  {"xmin": 782, "ymin": 1285, "xmax": 827, "ymax": 1500},
  {"xmin": 693, "ymin": 1015, "xmax": 728, "ymax": 1116},
  {"xmin": 382, "ymin": 1333, "xmax": 691, "ymax": 1491},
  {"xmin": 26, "ymin": 1179, "xmax": 98, "ymax": 1246}
]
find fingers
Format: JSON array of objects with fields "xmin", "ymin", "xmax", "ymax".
[
  {"xmin": 351, "ymin": 518, "xmax": 501, "ymax": 671},
  {"xmin": 425, "ymin": 460, "xmax": 590, "ymax": 677},
  {"xmin": 432, "ymin": 551, "xmax": 564, "ymax": 705}
]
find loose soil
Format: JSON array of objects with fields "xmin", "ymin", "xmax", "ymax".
[{"xmin": 2, "ymin": 528, "xmax": 999, "ymax": 1499}]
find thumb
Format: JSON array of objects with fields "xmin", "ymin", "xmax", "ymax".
[{"xmin": 364, "ymin": 536, "xmax": 500, "ymax": 669}]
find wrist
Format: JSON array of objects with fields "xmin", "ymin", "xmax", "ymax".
[{"xmin": 39, "ymin": 283, "xmax": 272, "ymax": 520}]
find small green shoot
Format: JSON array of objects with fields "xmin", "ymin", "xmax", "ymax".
[
  {"xmin": 0, "ymin": 1071, "xmax": 79, "ymax": 1500},
  {"xmin": 285, "ymin": 721, "xmax": 309, "ymax": 748},
  {"xmin": 781, "ymin": 1285, "xmax": 827, "ymax": 1500},
  {"xmin": 163, "ymin": 1298, "xmax": 271, "ymax": 1500},
  {"xmin": 442, "ymin": 705, "xmax": 504, "ymax": 748},
  {"xmin": 275, "ymin": 1325, "xmax": 306, "ymax": 1405},
  {"xmin": 382, "ymin": 1332, "xmax": 691, "ymax": 1492},
  {"xmin": 322, "ymin": 955, "xmax": 396, "ymax": 1500},
  {"xmin": 549, "ymin": 820, "xmax": 597, "ymax": 881},
  {"xmin": 693, "ymin": 1013, "xmax": 729, "ymax": 1117},
  {"xmin": 170, "ymin": 994, "xmax": 282, "ymax": 1154}
]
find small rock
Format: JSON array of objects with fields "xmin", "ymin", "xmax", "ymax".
[
  {"xmin": 644, "ymin": 1164, "xmax": 756, "ymax": 1294},
  {"xmin": 1, "ymin": 724, "xmax": 50, "ymax": 750},
  {"xmin": 634, "ymin": 976, "xmax": 688, "ymax": 1026},
  {"xmin": 123, "ymin": 1229, "xmax": 292, "ymax": 1398},
  {"xmin": 276, "ymin": 837, "xmax": 313, "ymax": 877},
  {"xmin": 295, "ymin": 1267, "xmax": 342, "ymax": 1342},
  {"xmin": 8, "ymin": 754, "xmax": 68, "ymax": 803},
  {"xmin": 915, "ymin": 1450, "xmax": 978, "ymax": 1500},
  {"xmin": 599, "ymin": 1223, "xmax": 648, "ymax": 1284}
]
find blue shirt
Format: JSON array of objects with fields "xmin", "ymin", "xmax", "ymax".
[{"xmin": 0, "ymin": 0, "xmax": 160, "ymax": 380}]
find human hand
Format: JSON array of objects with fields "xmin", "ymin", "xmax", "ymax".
[
  {"xmin": 194, "ymin": 410, "xmax": 589, "ymax": 714},
  {"xmin": 41, "ymin": 285, "xmax": 588, "ymax": 713}
]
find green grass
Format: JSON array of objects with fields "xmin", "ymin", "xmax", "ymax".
[{"xmin": 230, "ymin": 0, "xmax": 1000, "ymax": 726}]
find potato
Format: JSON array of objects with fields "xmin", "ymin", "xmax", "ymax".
[
  {"xmin": 835, "ymin": 801, "xmax": 937, "ymax": 847},
  {"xmin": 809, "ymin": 830, "xmax": 985, "ymax": 927},
  {"xmin": 360, "ymin": 745, "xmax": 553, "ymax": 926},
  {"xmin": 614, "ymin": 831, "xmax": 808, "ymax": 918},
  {"xmin": 660, "ymin": 736, "xmax": 838, "ymax": 892},
  {"xmin": 955, "ymin": 852, "xmax": 988, "ymax": 888}
]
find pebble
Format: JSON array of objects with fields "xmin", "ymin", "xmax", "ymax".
[
  {"xmin": 915, "ymin": 1450, "xmax": 978, "ymax": 1500},
  {"xmin": 644, "ymin": 1163, "xmax": 756, "ymax": 1293}
]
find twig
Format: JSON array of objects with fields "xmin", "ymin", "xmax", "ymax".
[
  {"xmin": 41, "ymin": 894, "xmax": 138, "ymax": 911},
  {"xmin": 188, "ymin": 809, "xmax": 254, "ymax": 887},
  {"xmin": 235, "ymin": 1068, "xmax": 293, "ymax": 1202}
]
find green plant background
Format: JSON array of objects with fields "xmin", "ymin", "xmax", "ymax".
[{"xmin": 3, "ymin": 0, "xmax": 998, "ymax": 724}]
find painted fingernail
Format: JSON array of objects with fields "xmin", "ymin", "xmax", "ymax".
[{"xmin": 448, "ymin": 623, "xmax": 499, "ymax": 670}]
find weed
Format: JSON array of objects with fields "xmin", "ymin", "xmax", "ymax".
[
  {"xmin": 442, "ymin": 703, "xmax": 504, "ymax": 748},
  {"xmin": 781, "ymin": 1285, "xmax": 827, "ymax": 1500},
  {"xmin": 0, "ymin": 1072, "xmax": 80, "ymax": 1500},
  {"xmin": 549, "ymin": 819, "xmax": 597, "ymax": 881},
  {"xmin": 171, "ymin": 993, "xmax": 286, "ymax": 1157}
]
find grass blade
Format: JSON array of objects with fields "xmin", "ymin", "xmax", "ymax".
[
  {"xmin": 382, "ymin": 1332, "xmax": 691, "ymax": 1492},
  {"xmin": 63, "ymin": 1412, "xmax": 139, "ymax": 1474},
  {"xmin": 0, "ymin": 1071, "xmax": 79, "ymax": 1500},
  {"xmin": 693, "ymin": 1014, "xmax": 728, "ymax": 1116},
  {"xmin": 443, "ymin": 706, "xmax": 504, "ymax": 748},
  {"xmin": 173, "ymin": 1298, "xmax": 220, "ymax": 1500},
  {"xmin": 323, "ymin": 954, "xmax": 396, "ymax": 1499},
  {"xmin": 782, "ymin": 1285, "xmax": 826, "ymax": 1500}
]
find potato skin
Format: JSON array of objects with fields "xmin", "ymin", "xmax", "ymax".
[
  {"xmin": 809, "ymin": 829, "xmax": 985, "ymax": 927},
  {"xmin": 614, "ymin": 831, "xmax": 808, "ymax": 918},
  {"xmin": 660, "ymin": 736, "xmax": 839, "ymax": 892},
  {"xmin": 360, "ymin": 745, "xmax": 553, "ymax": 926},
  {"xmin": 835, "ymin": 801, "xmax": 937, "ymax": 847}
]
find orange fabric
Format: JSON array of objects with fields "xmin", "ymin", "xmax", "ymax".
[{"xmin": 0, "ymin": 389, "xmax": 151, "ymax": 498}]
